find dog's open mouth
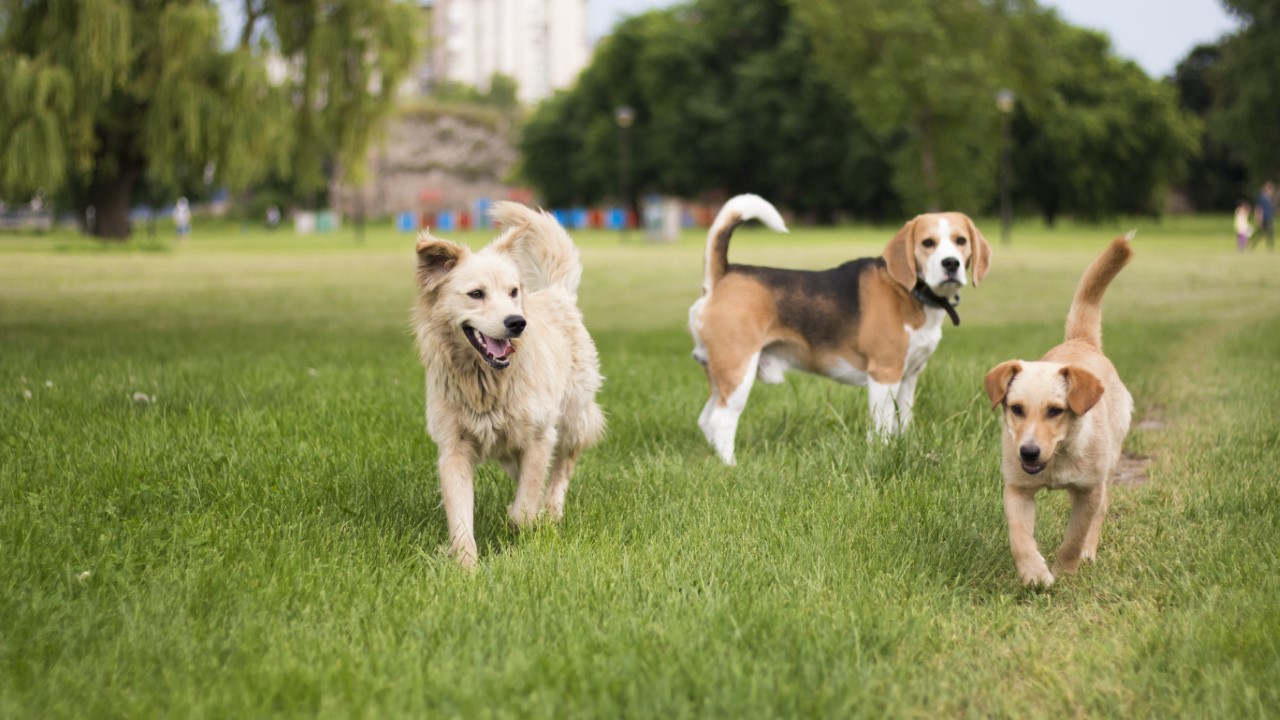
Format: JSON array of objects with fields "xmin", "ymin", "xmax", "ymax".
[
  {"xmin": 463, "ymin": 325, "xmax": 515, "ymax": 369},
  {"xmin": 1021, "ymin": 461, "xmax": 1047, "ymax": 475}
]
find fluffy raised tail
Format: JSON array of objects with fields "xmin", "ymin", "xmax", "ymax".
[
  {"xmin": 1064, "ymin": 232, "xmax": 1135, "ymax": 348},
  {"xmin": 489, "ymin": 202, "xmax": 583, "ymax": 299},
  {"xmin": 702, "ymin": 194, "xmax": 788, "ymax": 294}
]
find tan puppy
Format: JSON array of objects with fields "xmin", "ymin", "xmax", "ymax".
[
  {"xmin": 413, "ymin": 203, "xmax": 605, "ymax": 569},
  {"xmin": 689, "ymin": 195, "xmax": 991, "ymax": 464},
  {"xmin": 984, "ymin": 235, "xmax": 1134, "ymax": 587}
]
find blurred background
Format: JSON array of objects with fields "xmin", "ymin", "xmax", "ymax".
[{"xmin": 0, "ymin": 0, "xmax": 1271, "ymax": 240}]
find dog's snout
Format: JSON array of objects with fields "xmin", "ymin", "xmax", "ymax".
[
  {"xmin": 504, "ymin": 315, "xmax": 527, "ymax": 337},
  {"xmin": 1019, "ymin": 443, "xmax": 1041, "ymax": 462},
  {"xmin": 941, "ymin": 257, "xmax": 960, "ymax": 274}
]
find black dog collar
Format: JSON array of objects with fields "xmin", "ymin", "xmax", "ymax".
[{"xmin": 912, "ymin": 283, "xmax": 961, "ymax": 327}]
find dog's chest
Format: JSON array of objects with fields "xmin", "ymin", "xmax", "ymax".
[
  {"xmin": 426, "ymin": 364, "xmax": 554, "ymax": 453},
  {"xmin": 903, "ymin": 307, "xmax": 946, "ymax": 376}
]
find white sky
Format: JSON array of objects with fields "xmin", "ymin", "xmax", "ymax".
[{"xmin": 587, "ymin": 0, "xmax": 1242, "ymax": 78}]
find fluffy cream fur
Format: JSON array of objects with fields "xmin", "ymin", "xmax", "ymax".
[{"xmin": 413, "ymin": 203, "xmax": 605, "ymax": 569}]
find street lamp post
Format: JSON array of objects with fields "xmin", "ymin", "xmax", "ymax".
[
  {"xmin": 996, "ymin": 89, "xmax": 1016, "ymax": 247},
  {"xmin": 614, "ymin": 105, "xmax": 635, "ymax": 242}
]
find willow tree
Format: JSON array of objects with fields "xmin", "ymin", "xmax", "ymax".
[{"xmin": 0, "ymin": 0, "xmax": 418, "ymax": 239}]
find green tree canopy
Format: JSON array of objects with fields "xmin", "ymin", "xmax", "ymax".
[
  {"xmin": 0, "ymin": 0, "xmax": 418, "ymax": 238},
  {"xmin": 1211, "ymin": 0, "xmax": 1280, "ymax": 184},
  {"xmin": 524, "ymin": 0, "xmax": 1196, "ymax": 224},
  {"xmin": 792, "ymin": 0, "xmax": 1025, "ymax": 212},
  {"xmin": 519, "ymin": 0, "xmax": 896, "ymax": 220},
  {"xmin": 793, "ymin": 0, "xmax": 1197, "ymax": 220},
  {"xmin": 1009, "ymin": 12, "xmax": 1200, "ymax": 223},
  {"xmin": 1172, "ymin": 42, "xmax": 1248, "ymax": 211}
]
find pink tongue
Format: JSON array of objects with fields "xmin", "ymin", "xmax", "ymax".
[{"xmin": 482, "ymin": 333, "xmax": 514, "ymax": 359}]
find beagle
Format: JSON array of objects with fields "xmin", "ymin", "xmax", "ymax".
[
  {"xmin": 984, "ymin": 235, "xmax": 1134, "ymax": 587},
  {"xmin": 689, "ymin": 194, "xmax": 992, "ymax": 465}
]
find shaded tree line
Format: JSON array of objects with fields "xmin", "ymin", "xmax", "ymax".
[
  {"xmin": 520, "ymin": 0, "xmax": 1213, "ymax": 223},
  {"xmin": 1173, "ymin": 1, "xmax": 1280, "ymax": 210},
  {"xmin": 521, "ymin": 0, "xmax": 897, "ymax": 221}
]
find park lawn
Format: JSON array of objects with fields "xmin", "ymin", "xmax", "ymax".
[{"xmin": 1, "ymin": 216, "xmax": 1277, "ymax": 718}]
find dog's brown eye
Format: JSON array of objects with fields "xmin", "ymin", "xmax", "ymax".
[
  {"xmin": 956, "ymin": 236, "xmax": 967, "ymax": 246},
  {"xmin": 510, "ymin": 288, "xmax": 518, "ymax": 299},
  {"xmin": 1046, "ymin": 407, "xmax": 1064, "ymax": 418},
  {"xmin": 468, "ymin": 289, "xmax": 485, "ymax": 300},
  {"xmin": 1010, "ymin": 404, "xmax": 1025, "ymax": 417},
  {"xmin": 922, "ymin": 239, "xmax": 936, "ymax": 248}
]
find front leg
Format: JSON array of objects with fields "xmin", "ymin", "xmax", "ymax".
[
  {"xmin": 894, "ymin": 370, "xmax": 921, "ymax": 431},
  {"xmin": 438, "ymin": 443, "xmax": 479, "ymax": 570},
  {"xmin": 1081, "ymin": 479, "xmax": 1109, "ymax": 562},
  {"xmin": 508, "ymin": 427, "xmax": 557, "ymax": 528},
  {"xmin": 1005, "ymin": 483, "xmax": 1053, "ymax": 587},
  {"xmin": 1057, "ymin": 483, "xmax": 1105, "ymax": 574},
  {"xmin": 867, "ymin": 379, "xmax": 902, "ymax": 440}
]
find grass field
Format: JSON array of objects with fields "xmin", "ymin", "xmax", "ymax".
[{"xmin": 2, "ymin": 216, "xmax": 1278, "ymax": 717}]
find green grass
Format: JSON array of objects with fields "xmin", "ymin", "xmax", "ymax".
[{"xmin": 1, "ymin": 216, "xmax": 1277, "ymax": 717}]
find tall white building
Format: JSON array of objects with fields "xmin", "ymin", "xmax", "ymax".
[{"xmin": 428, "ymin": 0, "xmax": 590, "ymax": 103}]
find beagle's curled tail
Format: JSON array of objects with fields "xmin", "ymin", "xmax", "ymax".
[
  {"xmin": 1064, "ymin": 232, "xmax": 1135, "ymax": 349},
  {"xmin": 490, "ymin": 201, "xmax": 583, "ymax": 300},
  {"xmin": 702, "ymin": 194, "xmax": 788, "ymax": 295}
]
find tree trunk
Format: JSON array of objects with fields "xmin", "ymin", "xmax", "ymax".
[{"xmin": 88, "ymin": 167, "xmax": 140, "ymax": 240}]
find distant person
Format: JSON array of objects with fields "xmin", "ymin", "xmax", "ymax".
[
  {"xmin": 1252, "ymin": 181, "xmax": 1274, "ymax": 251},
  {"xmin": 266, "ymin": 204, "xmax": 281, "ymax": 230},
  {"xmin": 1234, "ymin": 199, "xmax": 1253, "ymax": 253},
  {"xmin": 174, "ymin": 197, "xmax": 191, "ymax": 239}
]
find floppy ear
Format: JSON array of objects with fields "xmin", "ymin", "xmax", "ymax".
[
  {"xmin": 1061, "ymin": 366, "xmax": 1104, "ymax": 415},
  {"xmin": 415, "ymin": 232, "xmax": 466, "ymax": 293},
  {"xmin": 964, "ymin": 216, "xmax": 992, "ymax": 287},
  {"xmin": 883, "ymin": 217, "xmax": 919, "ymax": 290},
  {"xmin": 984, "ymin": 360, "xmax": 1022, "ymax": 410}
]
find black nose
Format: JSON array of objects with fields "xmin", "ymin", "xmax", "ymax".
[
  {"xmin": 503, "ymin": 315, "xmax": 526, "ymax": 337},
  {"xmin": 1019, "ymin": 444, "xmax": 1040, "ymax": 462},
  {"xmin": 942, "ymin": 257, "xmax": 960, "ymax": 274}
]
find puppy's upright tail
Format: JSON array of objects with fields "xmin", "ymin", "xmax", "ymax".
[
  {"xmin": 1064, "ymin": 232, "xmax": 1135, "ymax": 348},
  {"xmin": 702, "ymin": 194, "xmax": 788, "ymax": 295},
  {"xmin": 490, "ymin": 202, "xmax": 583, "ymax": 299}
]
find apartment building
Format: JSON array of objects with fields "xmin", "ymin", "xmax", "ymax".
[{"xmin": 423, "ymin": 0, "xmax": 590, "ymax": 103}]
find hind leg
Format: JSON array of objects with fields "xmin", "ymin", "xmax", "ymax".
[
  {"xmin": 698, "ymin": 377, "xmax": 719, "ymax": 444},
  {"xmin": 689, "ymin": 297, "xmax": 710, "ymax": 366},
  {"xmin": 700, "ymin": 352, "xmax": 760, "ymax": 465}
]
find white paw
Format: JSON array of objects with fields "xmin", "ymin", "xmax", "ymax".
[
  {"xmin": 866, "ymin": 429, "xmax": 894, "ymax": 444},
  {"xmin": 450, "ymin": 541, "xmax": 478, "ymax": 571},
  {"xmin": 1018, "ymin": 556, "xmax": 1055, "ymax": 587},
  {"xmin": 713, "ymin": 435, "xmax": 736, "ymax": 465},
  {"xmin": 507, "ymin": 503, "xmax": 541, "ymax": 529}
]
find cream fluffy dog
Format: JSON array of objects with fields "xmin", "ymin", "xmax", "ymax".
[
  {"xmin": 413, "ymin": 203, "xmax": 605, "ymax": 569},
  {"xmin": 984, "ymin": 235, "xmax": 1134, "ymax": 587}
]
